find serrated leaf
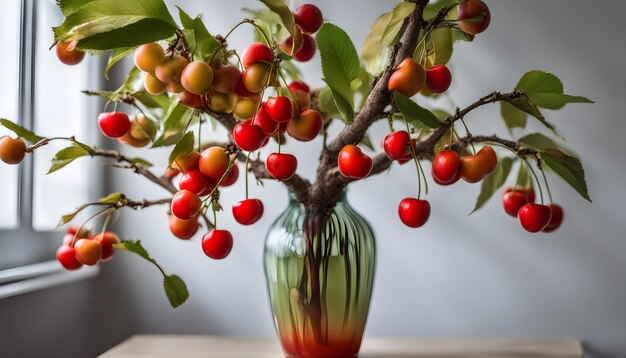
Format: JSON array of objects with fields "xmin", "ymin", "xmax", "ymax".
[
  {"xmin": 381, "ymin": 2, "xmax": 416, "ymax": 47},
  {"xmin": 113, "ymin": 240, "xmax": 189, "ymax": 308},
  {"xmin": 318, "ymin": 87, "xmax": 341, "ymax": 119},
  {"xmin": 317, "ymin": 23, "xmax": 361, "ymax": 123},
  {"xmin": 394, "ymin": 92, "xmax": 441, "ymax": 128},
  {"xmin": 56, "ymin": 0, "xmax": 98, "ymax": 17},
  {"xmin": 55, "ymin": 0, "xmax": 177, "ymax": 51},
  {"xmin": 58, "ymin": 203, "xmax": 91, "ymax": 226},
  {"xmin": 98, "ymin": 192, "xmax": 123, "ymax": 204},
  {"xmin": 177, "ymin": 7, "xmax": 220, "ymax": 61},
  {"xmin": 257, "ymin": 0, "xmax": 301, "ymax": 54},
  {"xmin": 48, "ymin": 145, "xmax": 90, "ymax": 174},
  {"xmin": 168, "ymin": 132, "xmax": 195, "ymax": 166},
  {"xmin": 518, "ymin": 133, "xmax": 560, "ymax": 151},
  {"xmin": 500, "ymin": 101, "xmax": 527, "ymax": 130},
  {"xmin": 516, "ymin": 70, "xmax": 594, "ymax": 110},
  {"xmin": 362, "ymin": 12, "xmax": 392, "ymax": 74},
  {"xmin": 505, "ymin": 95, "xmax": 560, "ymax": 136},
  {"xmin": 130, "ymin": 157, "xmax": 153, "ymax": 167},
  {"xmin": 0, "ymin": 119, "xmax": 43, "ymax": 143},
  {"xmin": 414, "ymin": 27, "xmax": 453, "ymax": 67},
  {"xmin": 471, "ymin": 157, "xmax": 513, "ymax": 213},
  {"xmin": 104, "ymin": 47, "xmax": 136, "ymax": 79},
  {"xmin": 163, "ymin": 275, "xmax": 189, "ymax": 308},
  {"xmin": 541, "ymin": 148, "xmax": 591, "ymax": 202}
]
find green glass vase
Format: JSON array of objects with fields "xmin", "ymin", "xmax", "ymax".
[{"xmin": 264, "ymin": 191, "xmax": 376, "ymax": 358}]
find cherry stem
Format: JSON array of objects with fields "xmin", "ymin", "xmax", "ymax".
[
  {"xmin": 245, "ymin": 152, "xmax": 251, "ymax": 200},
  {"xmin": 70, "ymin": 206, "xmax": 115, "ymax": 247},
  {"xmin": 212, "ymin": 205, "xmax": 217, "ymax": 229},
  {"xmin": 459, "ymin": 117, "xmax": 476, "ymax": 154},
  {"xmin": 404, "ymin": 119, "xmax": 423, "ymax": 199},
  {"xmin": 277, "ymin": 131, "xmax": 282, "ymax": 154},
  {"xmin": 197, "ymin": 118, "xmax": 202, "ymax": 152},
  {"xmin": 537, "ymin": 157, "xmax": 554, "ymax": 204},
  {"xmin": 200, "ymin": 157, "xmax": 236, "ymax": 205},
  {"xmin": 523, "ymin": 158, "xmax": 544, "ymax": 205}
]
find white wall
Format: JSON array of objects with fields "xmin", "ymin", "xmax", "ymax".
[{"xmin": 3, "ymin": 1, "xmax": 625, "ymax": 357}]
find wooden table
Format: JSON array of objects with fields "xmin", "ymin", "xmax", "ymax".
[{"xmin": 100, "ymin": 335, "xmax": 584, "ymax": 357}]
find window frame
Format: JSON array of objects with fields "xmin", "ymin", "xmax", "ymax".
[{"xmin": 0, "ymin": 0, "xmax": 102, "ymax": 298}]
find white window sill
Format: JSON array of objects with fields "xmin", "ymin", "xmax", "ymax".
[{"xmin": 0, "ymin": 260, "xmax": 99, "ymax": 299}]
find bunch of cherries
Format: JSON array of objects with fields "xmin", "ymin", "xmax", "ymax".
[{"xmin": 55, "ymin": 225, "xmax": 120, "ymax": 270}]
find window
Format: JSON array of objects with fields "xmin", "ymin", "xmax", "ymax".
[{"xmin": 0, "ymin": 0, "xmax": 101, "ymax": 286}]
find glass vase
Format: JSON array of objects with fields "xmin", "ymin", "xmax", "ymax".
[{"xmin": 264, "ymin": 191, "xmax": 376, "ymax": 358}]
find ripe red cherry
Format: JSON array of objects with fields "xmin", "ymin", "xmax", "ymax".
[
  {"xmin": 286, "ymin": 109, "xmax": 323, "ymax": 141},
  {"xmin": 398, "ymin": 198, "xmax": 430, "ymax": 228},
  {"xmin": 457, "ymin": 0, "xmax": 491, "ymax": 35},
  {"xmin": 383, "ymin": 130, "xmax": 411, "ymax": 160},
  {"xmin": 251, "ymin": 109, "xmax": 279, "ymax": 136},
  {"xmin": 169, "ymin": 215, "xmax": 199, "ymax": 240},
  {"xmin": 56, "ymin": 245, "xmax": 82, "ymax": 270},
  {"xmin": 293, "ymin": 4, "xmax": 324, "ymax": 34},
  {"xmin": 501, "ymin": 187, "xmax": 533, "ymax": 217},
  {"xmin": 93, "ymin": 232, "xmax": 120, "ymax": 262},
  {"xmin": 543, "ymin": 204, "xmax": 564, "ymax": 233},
  {"xmin": 56, "ymin": 40, "xmax": 85, "ymax": 65},
  {"xmin": 459, "ymin": 145, "xmax": 498, "ymax": 183},
  {"xmin": 518, "ymin": 203, "xmax": 552, "ymax": 233},
  {"xmin": 338, "ymin": 144, "xmax": 373, "ymax": 179},
  {"xmin": 202, "ymin": 230, "xmax": 234, "ymax": 259},
  {"xmin": 233, "ymin": 122, "xmax": 267, "ymax": 151},
  {"xmin": 219, "ymin": 164, "xmax": 239, "ymax": 187},
  {"xmin": 171, "ymin": 190, "xmax": 202, "ymax": 220},
  {"xmin": 425, "ymin": 65, "xmax": 452, "ymax": 93},
  {"xmin": 388, "ymin": 58, "xmax": 426, "ymax": 97},
  {"xmin": 242, "ymin": 42, "xmax": 273, "ymax": 68},
  {"xmin": 265, "ymin": 96, "xmax": 293, "ymax": 122},
  {"xmin": 74, "ymin": 238, "xmax": 102, "ymax": 266},
  {"xmin": 432, "ymin": 149, "xmax": 461, "ymax": 185},
  {"xmin": 288, "ymin": 81, "xmax": 310, "ymax": 93},
  {"xmin": 293, "ymin": 34, "xmax": 317, "ymax": 62},
  {"xmin": 266, "ymin": 153, "xmax": 298, "ymax": 181},
  {"xmin": 179, "ymin": 90, "xmax": 204, "ymax": 108},
  {"xmin": 232, "ymin": 199, "xmax": 264, "ymax": 225},
  {"xmin": 179, "ymin": 169, "xmax": 209, "ymax": 195},
  {"xmin": 98, "ymin": 112, "xmax": 131, "ymax": 138}
]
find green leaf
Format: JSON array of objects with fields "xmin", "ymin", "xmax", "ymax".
[
  {"xmin": 471, "ymin": 157, "xmax": 513, "ymax": 213},
  {"xmin": 540, "ymin": 148, "xmax": 591, "ymax": 202},
  {"xmin": 518, "ymin": 133, "xmax": 560, "ymax": 151},
  {"xmin": 394, "ymin": 92, "xmax": 441, "ymax": 128},
  {"xmin": 318, "ymin": 87, "xmax": 341, "ymax": 119},
  {"xmin": 55, "ymin": 0, "xmax": 177, "ymax": 51},
  {"xmin": 133, "ymin": 91, "xmax": 170, "ymax": 109},
  {"xmin": 48, "ymin": 144, "xmax": 90, "ymax": 174},
  {"xmin": 316, "ymin": 23, "xmax": 361, "ymax": 123},
  {"xmin": 515, "ymin": 70, "xmax": 593, "ymax": 110},
  {"xmin": 177, "ymin": 7, "xmax": 220, "ymax": 61},
  {"xmin": 500, "ymin": 101, "xmax": 527, "ymax": 129},
  {"xmin": 98, "ymin": 192, "xmax": 123, "ymax": 204},
  {"xmin": 360, "ymin": 134, "xmax": 375, "ymax": 151},
  {"xmin": 423, "ymin": 0, "xmax": 459, "ymax": 20},
  {"xmin": 414, "ymin": 27, "xmax": 453, "ymax": 67},
  {"xmin": 257, "ymin": 0, "xmax": 301, "ymax": 54},
  {"xmin": 0, "ymin": 119, "xmax": 43, "ymax": 143},
  {"xmin": 381, "ymin": 2, "xmax": 416, "ymax": 47},
  {"xmin": 361, "ymin": 12, "xmax": 392, "ymax": 74},
  {"xmin": 104, "ymin": 47, "xmax": 136, "ymax": 79},
  {"xmin": 130, "ymin": 157, "xmax": 153, "ymax": 167},
  {"xmin": 504, "ymin": 95, "xmax": 559, "ymax": 136},
  {"xmin": 163, "ymin": 275, "xmax": 189, "ymax": 309},
  {"xmin": 82, "ymin": 90, "xmax": 121, "ymax": 101},
  {"xmin": 113, "ymin": 240, "xmax": 189, "ymax": 308},
  {"xmin": 58, "ymin": 203, "xmax": 91, "ymax": 226},
  {"xmin": 168, "ymin": 131, "xmax": 195, "ymax": 167},
  {"xmin": 152, "ymin": 102, "xmax": 193, "ymax": 147},
  {"xmin": 516, "ymin": 161, "xmax": 532, "ymax": 188}
]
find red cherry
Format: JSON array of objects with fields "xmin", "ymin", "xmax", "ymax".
[
  {"xmin": 398, "ymin": 198, "xmax": 430, "ymax": 228},
  {"xmin": 98, "ymin": 112, "xmax": 131, "ymax": 138},
  {"xmin": 197, "ymin": 180, "xmax": 216, "ymax": 197},
  {"xmin": 383, "ymin": 130, "xmax": 411, "ymax": 160},
  {"xmin": 432, "ymin": 149, "xmax": 461, "ymax": 185},
  {"xmin": 93, "ymin": 232, "xmax": 120, "ymax": 262},
  {"xmin": 202, "ymin": 230, "xmax": 233, "ymax": 259},
  {"xmin": 338, "ymin": 144, "xmax": 373, "ymax": 180},
  {"xmin": 543, "ymin": 204, "xmax": 564, "ymax": 233},
  {"xmin": 502, "ymin": 188, "xmax": 532, "ymax": 217},
  {"xmin": 171, "ymin": 190, "xmax": 202, "ymax": 220},
  {"xmin": 266, "ymin": 153, "xmax": 298, "ymax": 181},
  {"xmin": 179, "ymin": 90, "xmax": 204, "ymax": 108},
  {"xmin": 265, "ymin": 96, "xmax": 293, "ymax": 122},
  {"xmin": 56, "ymin": 245, "xmax": 83, "ymax": 270},
  {"xmin": 251, "ymin": 109, "xmax": 279, "ymax": 136},
  {"xmin": 293, "ymin": 34, "xmax": 316, "ymax": 62},
  {"xmin": 234, "ymin": 80, "xmax": 255, "ymax": 97},
  {"xmin": 293, "ymin": 4, "xmax": 324, "ymax": 34},
  {"xmin": 232, "ymin": 199, "xmax": 264, "ymax": 225},
  {"xmin": 179, "ymin": 169, "xmax": 209, "ymax": 195},
  {"xmin": 169, "ymin": 215, "xmax": 199, "ymax": 240},
  {"xmin": 74, "ymin": 239, "xmax": 102, "ymax": 266},
  {"xmin": 233, "ymin": 122, "xmax": 267, "ymax": 151},
  {"xmin": 518, "ymin": 203, "xmax": 552, "ymax": 233},
  {"xmin": 219, "ymin": 164, "xmax": 239, "ymax": 187},
  {"xmin": 288, "ymin": 81, "xmax": 310, "ymax": 93},
  {"xmin": 457, "ymin": 0, "xmax": 491, "ymax": 35},
  {"xmin": 425, "ymin": 65, "xmax": 452, "ymax": 93},
  {"xmin": 242, "ymin": 42, "xmax": 273, "ymax": 68}
]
